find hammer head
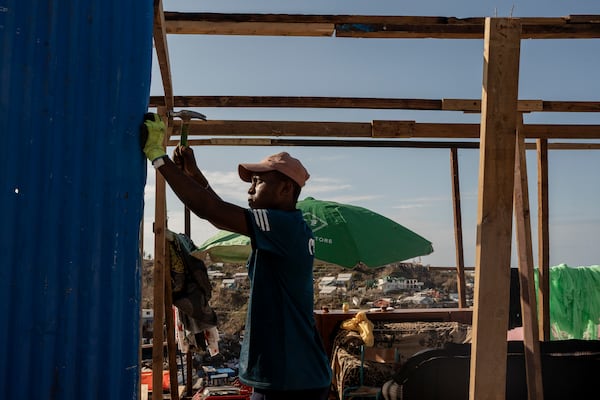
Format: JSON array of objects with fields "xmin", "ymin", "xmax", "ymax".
[{"xmin": 169, "ymin": 109, "xmax": 207, "ymax": 121}]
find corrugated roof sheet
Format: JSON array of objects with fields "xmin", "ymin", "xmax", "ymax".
[{"xmin": 0, "ymin": 1, "xmax": 153, "ymax": 398}]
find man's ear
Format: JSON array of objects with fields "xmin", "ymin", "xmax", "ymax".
[
  {"xmin": 282, "ymin": 179, "xmax": 294, "ymax": 195},
  {"xmin": 278, "ymin": 178, "xmax": 295, "ymax": 200}
]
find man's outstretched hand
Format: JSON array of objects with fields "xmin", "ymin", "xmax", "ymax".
[{"xmin": 141, "ymin": 113, "xmax": 167, "ymax": 162}]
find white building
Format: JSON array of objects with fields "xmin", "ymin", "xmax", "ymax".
[
  {"xmin": 208, "ymin": 271, "xmax": 226, "ymax": 279},
  {"xmin": 319, "ymin": 285, "xmax": 340, "ymax": 296},
  {"xmin": 233, "ymin": 272, "xmax": 248, "ymax": 282},
  {"xmin": 221, "ymin": 278, "xmax": 236, "ymax": 289},
  {"xmin": 319, "ymin": 276, "xmax": 336, "ymax": 289},
  {"xmin": 336, "ymin": 273, "xmax": 353, "ymax": 288},
  {"xmin": 377, "ymin": 276, "xmax": 424, "ymax": 294}
]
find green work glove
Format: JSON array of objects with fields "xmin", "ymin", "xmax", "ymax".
[{"xmin": 141, "ymin": 113, "xmax": 167, "ymax": 161}]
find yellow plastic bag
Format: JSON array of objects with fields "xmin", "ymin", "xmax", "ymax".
[{"xmin": 341, "ymin": 311, "xmax": 374, "ymax": 346}]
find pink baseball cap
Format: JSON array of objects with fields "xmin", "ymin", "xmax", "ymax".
[{"xmin": 238, "ymin": 152, "xmax": 310, "ymax": 187}]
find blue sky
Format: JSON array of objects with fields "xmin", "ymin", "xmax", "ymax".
[{"xmin": 144, "ymin": 1, "xmax": 600, "ymax": 268}]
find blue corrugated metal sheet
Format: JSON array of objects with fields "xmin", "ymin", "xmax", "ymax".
[{"xmin": 0, "ymin": 1, "xmax": 153, "ymax": 398}]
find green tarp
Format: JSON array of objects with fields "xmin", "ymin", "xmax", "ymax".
[{"xmin": 541, "ymin": 264, "xmax": 600, "ymax": 340}]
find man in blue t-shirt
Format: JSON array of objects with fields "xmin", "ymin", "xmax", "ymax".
[{"xmin": 141, "ymin": 114, "xmax": 332, "ymax": 400}]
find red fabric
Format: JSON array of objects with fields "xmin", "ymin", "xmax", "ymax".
[{"xmin": 141, "ymin": 370, "xmax": 170, "ymax": 391}]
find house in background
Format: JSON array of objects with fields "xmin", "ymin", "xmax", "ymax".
[
  {"xmin": 336, "ymin": 273, "xmax": 353, "ymax": 289},
  {"xmin": 377, "ymin": 276, "xmax": 424, "ymax": 294}
]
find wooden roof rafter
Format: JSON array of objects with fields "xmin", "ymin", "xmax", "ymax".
[
  {"xmin": 165, "ymin": 119, "xmax": 600, "ymax": 140},
  {"xmin": 164, "ymin": 137, "xmax": 600, "ymax": 150},
  {"xmin": 149, "ymin": 95, "xmax": 600, "ymax": 113},
  {"xmin": 163, "ymin": 12, "xmax": 600, "ymax": 39},
  {"xmin": 152, "ymin": 0, "xmax": 174, "ymax": 110}
]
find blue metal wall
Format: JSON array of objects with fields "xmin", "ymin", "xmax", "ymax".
[{"xmin": 0, "ymin": 1, "xmax": 153, "ymax": 398}]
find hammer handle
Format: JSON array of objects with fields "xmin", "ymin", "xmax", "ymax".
[{"xmin": 180, "ymin": 123, "xmax": 189, "ymax": 146}]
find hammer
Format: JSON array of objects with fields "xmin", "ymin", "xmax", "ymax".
[{"xmin": 168, "ymin": 110, "xmax": 207, "ymax": 146}]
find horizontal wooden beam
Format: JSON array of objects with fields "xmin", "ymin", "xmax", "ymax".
[
  {"xmin": 181, "ymin": 120, "xmax": 372, "ymax": 137},
  {"xmin": 526, "ymin": 124, "xmax": 600, "ymax": 139},
  {"xmin": 171, "ymin": 120, "xmax": 600, "ymax": 140},
  {"xmin": 542, "ymin": 101, "xmax": 600, "ymax": 112},
  {"xmin": 149, "ymin": 95, "xmax": 600, "ymax": 113},
  {"xmin": 149, "ymin": 95, "xmax": 443, "ymax": 110},
  {"xmin": 337, "ymin": 22, "xmax": 600, "ymax": 39},
  {"xmin": 166, "ymin": 136, "xmax": 600, "ymax": 150},
  {"xmin": 163, "ymin": 12, "xmax": 600, "ymax": 39},
  {"xmin": 442, "ymin": 99, "xmax": 544, "ymax": 112},
  {"xmin": 166, "ymin": 21, "xmax": 334, "ymax": 36},
  {"xmin": 164, "ymin": 12, "xmax": 484, "ymax": 25},
  {"xmin": 168, "ymin": 138, "xmax": 480, "ymax": 148},
  {"xmin": 543, "ymin": 142, "xmax": 600, "ymax": 150}
]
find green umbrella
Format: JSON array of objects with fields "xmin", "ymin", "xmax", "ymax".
[
  {"xmin": 194, "ymin": 229, "xmax": 251, "ymax": 264},
  {"xmin": 194, "ymin": 197, "xmax": 433, "ymax": 268}
]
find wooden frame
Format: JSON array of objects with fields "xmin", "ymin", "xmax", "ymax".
[{"xmin": 149, "ymin": 3, "xmax": 600, "ymax": 399}]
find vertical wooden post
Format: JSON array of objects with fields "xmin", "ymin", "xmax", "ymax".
[
  {"xmin": 514, "ymin": 117, "xmax": 544, "ymax": 400},
  {"xmin": 470, "ymin": 18, "xmax": 521, "ymax": 400},
  {"xmin": 152, "ymin": 175, "xmax": 167, "ymax": 400},
  {"xmin": 450, "ymin": 148, "xmax": 467, "ymax": 308},
  {"xmin": 164, "ymin": 245, "xmax": 180, "ymax": 400},
  {"xmin": 184, "ymin": 208, "xmax": 193, "ymax": 396},
  {"xmin": 151, "ymin": 106, "xmax": 169, "ymax": 400},
  {"xmin": 186, "ymin": 345, "xmax": 193, "ymax": 396},
  {"xmin": 138, "ymin": 218, "xmax": 144, "ymax": 400},
  {"xmin": 536, "ymin": 139, "xmax": 551, "ymax": 340}
]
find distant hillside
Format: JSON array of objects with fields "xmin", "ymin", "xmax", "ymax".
[{"xmin": 142, "ymin": 259, "xmax": 473, "ymax": 335}]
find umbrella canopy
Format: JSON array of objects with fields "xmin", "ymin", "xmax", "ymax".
[
  {"xmin": 195, "ymin": 230, "xmax": 251, "ymax": 264},
  {"xmin": 194, "ymin": 197, "xmax": 433, "ymax": 268}
]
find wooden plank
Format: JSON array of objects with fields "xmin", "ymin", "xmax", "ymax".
[
  {"xmin": 164, "ymin": 12, "xmax": 483, "ymax": 25},
  {"xmin": 153, "ymin": 0, "xmax": 174, "ymax": 110},
  {"xmin": 172, "ymin": 137, "xmax": 481, "ymax": 148},
  {"xmin": 185, "ymin": 352, "xmax": 193, "ymax": 396},
  {"xmin": 450, "ymin": 148, "xmax": 467, "ymax": 308},
  {"xmin": 164, "ymin": 12, "xmax": 598, "ymax": 27},
  {"xmin": 542, "ymin": 100, "xmax": 600, "ymax": 112},
  {"xmin": 544, "ymin": 142, "xmax": 600, "ymax": 150},
  {"xmin": 162, "ymin": 12, "xmax": 600, "ymax": 38},
  {"xmin": 521, "ymin": 23, "xmax": 600, "ymax": 39},
  {"xmin": 166, "ymin": 21, "xmax": 334, "ymax": 36},
  {"xmin": 164, "ymin": 253, "xmax": 179, "ymax": 400},
  {"xmin": 374, "ymin": 121, "xmax": 480, "ymax": 138},
  {"xmin": 152, "ymin": 175, "xmax": 166, "ymax": 400},
  {"xmin": 186, "ymin": 120, "xmax": 372, "ymax": 137},
  {"xmin": 524, "ymin": 124, "xmax": 600, "ymax": 139},
  {"xmin": 184, "ymin": 138, "xmax": 274, "ymax": 146},
  {"xmin": 415, "ymin": 123, "xmax": 480, "ymax": 138},
  {"xmin": 149, "ymin": 95, "xmax": 600, "ymax": 112},
  {"xmin": 442, "ymin": 99, "xmax": 481, "ymax": 112},
  {"xmin": 371, "ymin": 120, "xmax": 415, "ymax": 137},
  {"xmin": 536, "ymin": 139, "xmax": 551, "ymax": 341},
  {"xmin": 443, "ymin": 99, "xmax": 543, "ymax": 112},
  {"xmin": 335, "ymin": 23, "xmax": 484, "ymax": 39},
  {"xmin": 172, "ymin": 137, "xmax": 600, "ymax": 150},
  {"xmin": 513, "ymin": 120, "xmax": 544, "ymax": 400},
  {"xmin": 149, "ymin": 95, "xmax": 443, "ymax": 110},
  {"xmin": 568, "ymin": 14, "xmax": 600, "ymax": 23},
  {"xmin": 183, "ymin": 204, "xmax": 192, "ymax": 397},
  {"xmin": 151, "ymin": 107, "xmax": 169, "ymax": 400},
  {"xmin": 182, "ymin": 120, "xmax": 600, "ymax": 139},
  {"xmin": 470, "ymin": 18, "xmax": 521, "ymax": 400}
]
